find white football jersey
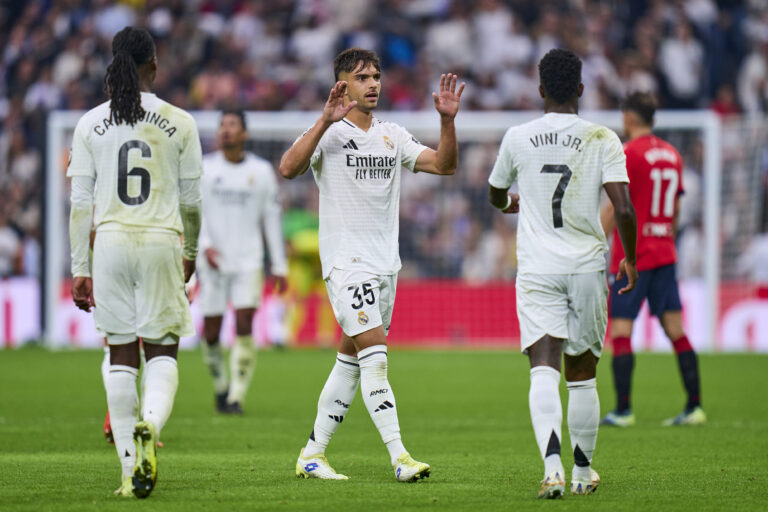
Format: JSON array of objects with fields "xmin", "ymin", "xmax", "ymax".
[
  {"xmin": 67, "ymin": 92, "xmax": 203, "ymax": 234},
  {"xmin": 300, "ymin": 117, "xmax": 427, "ymax": 278},
  {"xmin": 198, "ymin": 151, "xmax": 287, "ymax": 274},
  {"xmin": 489, "ymin": 113, "xmax": 628, "ymax": 275}
]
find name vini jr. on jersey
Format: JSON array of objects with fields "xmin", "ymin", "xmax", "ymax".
[
  {"xmin": 347, "ymin": 154, "xmax": 396, "ymax": 180},
  {"xmin": 529, "ymin": 132, "xmax": 582, "ymax": 152},
  {"xmin": 92, "ymin": 110, "xmax": 178, "ymax": 138}
]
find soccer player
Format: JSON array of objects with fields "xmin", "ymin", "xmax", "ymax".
[
  {"xmin": 279, "ymin": 48, "xmax": 464, "ymax": 482},
  {"xmin": 197, "ymin": 109, "xmax": 288, "ymax": 414},
  {"xmin": 600, "ymin": 92, "xmax": 705, "ymax": 427},
  {"xmin": 488, "ymin": 49, "xmax": 638, "ymax": 498},
  {"xmin": 68, "ymin": 27, "xmax": 202, "ymax": 498}
]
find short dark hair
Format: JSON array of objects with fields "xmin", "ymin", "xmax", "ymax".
[
  {"xmin": 333, "ymin": 48, "xmax": 380, "ymax": 81},
  {"xmin": 220, "ymin": 108, "xmax": 246, "ymax": 131},
  {"xmin": 621, "ymin": 92, "xmax": 656, "ymax": 127},
  {"xmin": 538, "ymin": 49, "xmax": 582, "ymax": 104}
]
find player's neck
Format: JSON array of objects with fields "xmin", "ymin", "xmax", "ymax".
[
  {"xmin": 628, "ymin": 127, "xmax": 653, "ymax": 140},
  {"xmin": 544, "ymin": 98, "xmax": 578, "ymax": 115},
  {"xmin": 345, "ymin": 107, "xmax": 373, "ymax": 132},
  {"xmin": 222, "ymin": 146, "xmax": 245, "ymax": 164},
  {"xmin": 138, "ymin": 76, "xmax": 153, "ymax": 94}
]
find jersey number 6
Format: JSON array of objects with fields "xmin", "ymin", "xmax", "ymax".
[
  {"xmin": 541, "ymin": 164, "xmax": 572, "ymax": 228},
  {"xmin": 118, "ymin": 140, "xmax": 151, "ymax": 206}
]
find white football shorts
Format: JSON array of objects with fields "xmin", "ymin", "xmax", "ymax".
[
  {"xmin": 197, "ymin": 261, "xmax": 264, "ymax": 317},
  {"xmin": 93, "ymin": 230, "xmax": 194, "ymax": 343},
  {"xmin": 516, "ymin": 271, "xmax": 608, "ymax": 357},
  {"xmin": 325, "ymin": 268, "xmax": 397, "ymax": 337}
]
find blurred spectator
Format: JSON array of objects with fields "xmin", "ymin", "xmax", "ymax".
[
  {"xmin": 658, "ymin": 22, "xmax": 705, "ymax": 108},
  {"xmin": 0, "ymin": 209, "xmax": 20, "ymax": 278}
]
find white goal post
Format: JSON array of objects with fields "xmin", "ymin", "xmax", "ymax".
[{"xmin": 45, "ymin": 110, "xmax": 722, "ymax": 348}]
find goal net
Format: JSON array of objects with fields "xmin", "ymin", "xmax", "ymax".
[{"xmin": 41, "ymin": 109, "xmax": 764, "ymax": 351}]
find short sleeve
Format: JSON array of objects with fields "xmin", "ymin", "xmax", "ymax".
[
  {"xmin": 601, "ymin": 130, "xmax": 628, "ymax": 184},
  {"xmin": 676, "ymin": 149, "xmax": 685, "ymax": 196},
  {"xmin": 179, "ymin": 117, "xmax": 203, "ymax": 180},
  {"xmin": 488, "ymin": 127, "xmax": 518, "ymax": 189},
  {"xmin": 396, "ymin": 126, "xmax": 428, "ymax": 172},
  {"xmin": 294, "ymin": 127, "xmax": 324, "ymax": 173},
  {"xmin": 66, "ymin": 119, "xmax": 95, "ymax": 178}
]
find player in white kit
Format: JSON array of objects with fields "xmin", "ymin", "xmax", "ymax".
[
  {"xmin": 197, "ymin": 109, "xmax": 287, "ymax": 414},
  {"xmin": 68, "ymin": 27, "xmax": 202, "ymax": 499},
  {"xmin": 488, "ymin": 49, "xmax": 638, "ymax": 499},
  {"xmin": 279, "ymin": 48, "xmax": 465, "ymax": 482}
]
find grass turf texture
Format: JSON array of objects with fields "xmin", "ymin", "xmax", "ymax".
[{"xmin": 0, "ymin": 348, "xmax": 766, "ymax": 511}]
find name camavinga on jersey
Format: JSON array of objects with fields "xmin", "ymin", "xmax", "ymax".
[
  {"xmin": 347, "ymin": 154, "xmax": 397, "ymax": 180},
  {"xmin": 91, "ymin": 109, "xmax": 178, "ymax": 137}
]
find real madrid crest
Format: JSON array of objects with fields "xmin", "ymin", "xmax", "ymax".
[
  {"xmin": 383, "ymin": 136, "xmax": 394, "ymax": 150},
  {"xmin": 358, "ymin": 311, "xmax": 369, "ymax": 325}
]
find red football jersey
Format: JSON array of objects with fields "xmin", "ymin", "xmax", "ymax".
[{"xmin": 609, "ymin": 134, "xmax": 684, "ymax": 273}]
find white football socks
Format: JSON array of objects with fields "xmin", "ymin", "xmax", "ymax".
[
  {"xmin": 303, "ymin": 353, "xmax": 360, "ymax": 457},
  {"xmin": 106, "ymin": 364, "xmax": 139, "ymax": 479},
  {"xmin": 358, "ymin": 345, "xmax": 406, "ymax": 465},
  {"xmin": 101, "ymin": 346, "xmax": 110, "ymax": 393},
  {"xmin": 202, "ymin": 340, "xmax": 228, "ymax": 394},
  {"xmin": 228, "ymin": 335, "xmax": 256, "ymax": 404},
  {"xmin": 529, "ymin": 366, "xmax": 564, "ymax": 478},
  {"xmin": 567, "ymin": 378, "xmax": 599, "ymax": 482},
  {"xmin": 141, "ymin": 355, "xmax": 178, "ymax": 433}
]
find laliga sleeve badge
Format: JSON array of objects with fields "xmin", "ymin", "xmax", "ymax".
[{"xmin": 358, "ymin": 311, "xmax": 369, "ymax": 325}]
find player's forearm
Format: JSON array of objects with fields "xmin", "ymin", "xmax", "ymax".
[
  {"xmin": 179, "ymin": 178, "xmax": 202, "ymax": 260},
  {"xmin": 264, "ymin": 219, "xmax": 288, "ymax": 275},
  {"xmin": 433, "ymin": 116, "xmax": 458, "ymax": 175},
  {"xmin": 614, "ymin": 204, "xmax": 637, "ymax": 263},
  {"xmin": 279, "ymin": 118, "xmax": 331, "ymax": 179},
  {"xmin": 69, "ymin": 176, "xmax": 95, "ymax": 278},
  {"xmin": 180, "ymin": 203, "xmax": 201, "ymax": 261},
  {"xmin": 488, "ymin": 186, "xmax": 510, "ymax": 209}
]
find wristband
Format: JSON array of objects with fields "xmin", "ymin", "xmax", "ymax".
[{"xmin": 497, "ymin": 194, "xmax": 512, "ymax": 211}]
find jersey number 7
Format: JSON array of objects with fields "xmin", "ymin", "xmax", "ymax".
[
  {"xmin": 118, "ymin": 140, "xmax": 152, "ymax": 206},
  {"xmin": 540, "ymin": 164, "xmax": 572, "ymax": 228}
]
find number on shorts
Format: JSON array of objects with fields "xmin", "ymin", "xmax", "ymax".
[
  {"xmin": 118, "ymin": 140, "xmax": 152, "ymax": 205},
  {"xmin": 540, "ymin": 164, "xmax": 572, "ymax": 228},
  {"xmin": 348, "ymin": 283, "xmax": 375, "ymax": 310}
]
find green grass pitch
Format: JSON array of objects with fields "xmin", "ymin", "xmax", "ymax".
[{"xmin": 1, "ymin": 347, "xmax": 766, "ymax": 511}]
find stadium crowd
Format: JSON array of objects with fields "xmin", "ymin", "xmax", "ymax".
[{"xmin": 0, "ymin": 0, "xmax": 767, "ymax": 280}]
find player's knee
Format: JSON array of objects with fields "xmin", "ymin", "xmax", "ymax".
[
  {"xmin": 563, "ymin": 352, "xmax": 598, "ymax": 381},
  {"xmin": 144, "ymin": 334, "xmax": 179, "ymax": 361},
  {"xmin": 107, "ymin": 338, "xmax": 140, "ymax": 368},
  {"xmin": 235, "ymin": 309, "xmax": 255, "ymax": 335}
]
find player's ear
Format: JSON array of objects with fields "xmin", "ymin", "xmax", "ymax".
[
  {"xmin": 538, "ymin": 84, "xmax": 546, "ymax": 99},
  {"xmin": 577, "ymin": 83, "xmax": 584, "ymax": 98}
]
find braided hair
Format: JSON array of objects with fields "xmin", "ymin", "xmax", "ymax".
[
  {"xmin": 103, "ymin": 27, "xmax": 156, "ymax": 126},
  {"xmin": 538, "ymin": 49, "xmax": 582, "ymax": 105}
]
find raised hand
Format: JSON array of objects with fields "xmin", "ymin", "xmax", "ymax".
[
  {"xmin": 432, "ymin": 73, "xmax": 466, "ymax": 119},
  {"xmin": 322, "ymin": 81, "xmax": 358, "ymax": 123}
]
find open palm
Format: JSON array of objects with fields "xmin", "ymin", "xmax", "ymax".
[
  {"xmin": 433, "ymin": 73, "xmax": 466, "ymax": 118},
  {"xmin": 322, "ymin": 81, "xmax": 357, "ymax": 123}
]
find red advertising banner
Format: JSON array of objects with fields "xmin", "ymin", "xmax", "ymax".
[{"xmin": 1, "ymin": 277, "xmax": 767, "ymax": 352}]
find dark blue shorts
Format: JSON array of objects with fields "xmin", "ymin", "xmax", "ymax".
[{"xmin": 609, "ymin": 263, "xmax": 682, "ymax": 319}]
